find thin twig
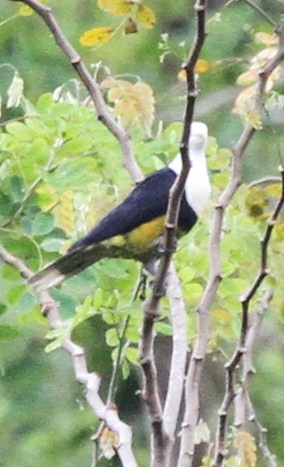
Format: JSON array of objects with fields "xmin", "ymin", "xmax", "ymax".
[
  {"xmin": 213, "ymin": 164, "xmax": 284, "ymax": 466},
  {"xmin": 246, "ymin": 394, "xmax": 278, "ymax": 467},
  {"xmin": 178, "ymin": 21, "xmax": 284, "ymax": 467},
  {"xmin": 0, "ymin": 243, "xmax": 138, "ymax": 467},
  {"xmin": 139, "ymin": 1, "xmax": 208, "ymax": 466},
  {"xmin": 241, "ymin": 0, "xmax": 277, "ymax": 29},
  {"xmin": 10, "ymin": 0, "xmax": 143, "ymax": 184},
  {"xmin": 233, "ymin": 287, "xmax": 277, "ymax": 466}
]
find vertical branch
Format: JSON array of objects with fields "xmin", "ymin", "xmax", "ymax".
[
  {"xmin": 0, "ymin": 245, "xmax": 138, "ymax": 467},
  {"xmin": 234, "ymin": 287, "xmax": 277, "ymax": 467},
  {"xmin": 163, "ymin": 262, "xmax": 188, "ymax": 439},
  {"xmin": 213, "ymin": 166, "xmax": 284, "ymax": 467},
  {"xmin": 139, "ymin": 2, "xmax": 208, "ymax": 466},
  {"xmin": 10, "ymin": 0, "xmax": 143, "ymax": 184},
  {"xmin": 179, "ymin": 23, "xmax": 284, "ymax": 467}
]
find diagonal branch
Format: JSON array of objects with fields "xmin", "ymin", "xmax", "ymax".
[
  {"xmin": 180, "ymin": 22, "xmax": 284, "ymax": 467},
  {"xmin": 0, "ymin": 243, "xmax": 138, "ymax": 467},
  {"xmin": 213, "ymin": 165, "xmax": 284, "ymax": 466},
  {"xmin": 234, "ymin": 287, "xmax": 277, "ymax": 467},
  {"xmin": 9, "ymin": 0, "xmax": 143, "ymax": 184}
]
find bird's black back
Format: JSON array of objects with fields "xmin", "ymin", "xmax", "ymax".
[{"xmin": 70, "ymin": 167, "xmax": 197, "ymax": 251}]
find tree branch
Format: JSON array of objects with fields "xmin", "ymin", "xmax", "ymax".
[
  {"xmin": 10, "ymin": 0, "xmax": 143, "ymax": 184},
  {"xmin": 233, "ymin": 287, "xmax": 277, "ymax": 467},
  {"xmin": 163, "ymin": 262, "xmax": 188, "ymax": 439},
  {"xmin": 213, "ymin": 162, "xmax": 284, "ymax": 466},
  {"xmin": 0, "ymin": 244, "xmax": 138, "ymax": 467},
  {"xmin": 233, "ymin": 286, "xmax": 277, "ymax": 467},
  {"xmin": 178, "ymin": 22, "xmax": 284, "ymax": 467},
  {"xmin": 139, "ymin": 2, "xmax": 208, "ymax": 466}
]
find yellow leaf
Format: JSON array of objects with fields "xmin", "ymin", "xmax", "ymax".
[
  {"xmin": 212, "ymin": 308, "xmax": 230, "ymax": 323},
  {"xmin": 104, "ymin": 78, "xmax": 155, "ymax": 132},
  {"xmin": 234, "ymin": 431, "xmax": 257, "ymax": 467},
  {"xmin": 236, "ymin": 70, "xmax": 258, "ymax": 87},
  {"xmin": 177, "ymin": 69, "xmax": 187, "ymax": 82},
  {"xmin": 108, "ymin": 87, "xmax": 125, "ymax": 102},
  {"xmin": 194, "ymin": 59, "xmax": 210, "ymax": 73},
  {"xmin": 232, "ymin": 86, "xmax": 255, "ymax": 116},
  {"xmin": 101, "ymin": 77, "xmax": 117, "ymax": 89},
  {"xmin": 36, "ymin": 184, "xmax": 58, "ymax": 212},
  {"xmin": 132, "ymin": 81, "xmax": 155, "ymax": 131},
  {"xmin": 255, "ymin": 32, "xmax": 278, "ymax": 46},
  {"xmin": 136, "ymin": 4, "xmax": 156, "ymax": 29},
  {"xmin": 99, "ymin": 427, "xmax": 119, "ymax": 460},
  {"xmin": 263, "ymin": 183, "xmax": 281, "ymax": 198},
  {"xmin": 98, "ymin": 0, "xmax": 134, "ymax": 15},
  {"xmin": 246, "ymin": 109, "xmax": 263, "ymax": 130},
  {"xmin": 251, "ymin": 47, "xmax": 277, "ymax": 69},
  {"xmin": 53, "ymin": 190, "xmax": 75, "ymax": 236},
  {"xmin": 80, "ymin": 27, "xmax": 114, "ymax": 46},
  {"xmin": 19, "ymin": 0, "xmax": 48, "ymax": 16},
  {"xmin": 19, "ymin": 5, "xmax": 34, "ymax": 16}
]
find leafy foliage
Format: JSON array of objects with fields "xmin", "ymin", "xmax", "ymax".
[
  {"xmin": 1, "ymin": 1, "xmax": 284, "ymax": 465},
  {"xmin": 79, "ymin": 0, "xmax": 156, "ymax": 46}
]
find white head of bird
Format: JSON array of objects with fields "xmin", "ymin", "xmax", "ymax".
[{"xmin": 168, "ymin": 121, "xmax": 211, "ymax": 216}]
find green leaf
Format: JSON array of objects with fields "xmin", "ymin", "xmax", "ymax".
[
  {"xmin": 2, "ymin": 264, "xmax": 21, "ymax": 281},
  {"xmin": 41, "ymin": 237, "xmax": 66, "ymax": 252},
  {"xmin": 0, "ymin": 325, "xmax": 19, "ymax": 341},
  {"xmin": 105, "ymin": 328, "xmax": 120, "ymax": 347},
  {"xmin": 155, "ymin": 322, "xmax": 172, "ymax": 336},
  {"xmin": 10, "ymin": 176, "xmax": 25, "ymax": 202},
  {"xmin": 178, "ymin": 265, "xmax": 196, "ymax": 283},
  {"xmin": 0, "ymin": 192, "xmax": 13, "ymax": 216},
  {"xmin": 125, "ymin": 346, "xmax": 139, "ymax": 365},
  {"xmin": 93, "ymin": 288, "xmax": 103, "ymax": 311},
  {"xmin": 5, "ymin": 121, "xmax": 33, "ymax": 141},
  {"xmin": 60, "ymin": 135, "xmax": 93, "ymax": 156},
  {"xmin": 32, "ymin": 212, "xmax": 54, "ymax": 236},
  {"xmin": 125, "ymin": 325, "xmax": 140, "ymax": 343},
  {"xmin": 219, "ymin": 278, "xmax": 248, "ymax": 298},
  {"xmin": 36, "ymin": 93, "xmax": 54, "ymax": 112},
  {"xmin": 6, "ymin": 286, "xmax": 25, "ymax": 306},
  {"xmin": 0, "ymin": 304, "xmax": 7, "ymax": 316},
  {"xmin": 18, "ymin": 292, "xmax": 38, "ymax": 313},
  {"xmin": 44, "ymin": 158, "xmax": 102, "ymax": 192},
  {"xmin": 122, "ymin": 359, "xmax": 130, "ymax": 379},
  {"xmin": 45, "ymin": 321, "xmax": 71, "ymax": 352},
  {"xmin": 51, "ymin": 289, "xmax": 78, "ymax": 317}
]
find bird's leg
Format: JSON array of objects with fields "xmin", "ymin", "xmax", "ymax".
[{"xmin": 133, "ymin": 266, "xmax": 150, "ymax": 301}]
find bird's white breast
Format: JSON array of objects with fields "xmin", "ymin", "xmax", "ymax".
[{"xmin": 169, "ymin": 151, "xmax": 211, "ymax": 216}]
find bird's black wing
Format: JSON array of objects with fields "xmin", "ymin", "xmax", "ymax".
[
  {"xmin": 70, "ymin": 167, "xmax": 179, "ymax": 250},
  {"xmin": 29, "ymin": 167, "xmax": 198, "ymax": 291}
]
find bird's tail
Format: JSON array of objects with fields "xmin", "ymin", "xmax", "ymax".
[{"xmin": 28, "ymin": 242, "xmax": 151, "ymax": 291}]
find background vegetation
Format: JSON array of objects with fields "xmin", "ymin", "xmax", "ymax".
[{"xmin": 0, "ymin": 1, "xmax": 284, "ymax": 466}]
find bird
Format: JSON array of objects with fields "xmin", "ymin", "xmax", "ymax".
[{"xmin": 29, "ymin": 122, "xmax": 211, "ymax": 291}]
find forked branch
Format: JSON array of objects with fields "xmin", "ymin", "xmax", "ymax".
[
  {"xmin": 10, "ymin": 0, "xmax": 143, "ymax": 184},
  {"xmin": 139, "ymin": 2, "xmax": 208, "ymax": 466},
  {"xmin": 0, "ymin": 244, "xmax": 138, "ymax": 467},
  {"xmin": 181, "ymin": 20, "xmax": 284, "ymax": 467},
  {"xmin": 213, "ymin": 165, "xmax": 284, "ymax": 466}
]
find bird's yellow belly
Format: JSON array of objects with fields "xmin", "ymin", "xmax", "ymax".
[
  {"xmin": 125, "ymin": 216, "xmax": 166, "ymax": 252},
  {"xmin": 107, "ymin": 215, "xmax": 186, "ymax": 257}
]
